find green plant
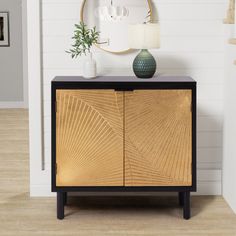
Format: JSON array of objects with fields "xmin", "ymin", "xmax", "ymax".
[{"xmin": 67, "ymin": 22, "xmax": 100, "ymax": 58}]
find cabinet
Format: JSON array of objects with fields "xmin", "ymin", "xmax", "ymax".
[{"xmin": 52, "ymin": 76, "xmax": 196, "ymax": 220}]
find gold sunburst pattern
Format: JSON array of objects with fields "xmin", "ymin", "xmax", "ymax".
[
  {"xmin": 124, "ymin": 90, "xmax": 192, "ymax": 186},
  {"xmin": 56, "ymin": 90, "xmax": 124, "ymax": 186},
  {"xmin": 56, "ymin": 89, "xmax": 192, "ymax": 187}
]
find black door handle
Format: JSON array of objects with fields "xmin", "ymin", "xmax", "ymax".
[{"xmin": 114, "ymin": 88, "xmax": 134, "ymax": 91}]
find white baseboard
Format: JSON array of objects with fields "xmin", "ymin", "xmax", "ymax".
[
  {"xmin": 0, "ymin": 101, "xmax": 26, "ymax": 108},
  {"xmin": 30, "ymin": 185, "xmax": 56, "ymax": 197},
  {"xmin": 223, "ymin": 194, "xmax": 236, "ymax": 214}
]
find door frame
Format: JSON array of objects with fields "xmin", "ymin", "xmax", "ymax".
[{"xmin": 26, "ymin": 0, "xmax": 47, "ymax": 196}]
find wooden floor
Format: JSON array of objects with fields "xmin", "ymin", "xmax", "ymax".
[{"xmin": 0, "ymin": 109, "xmax": 236, "ymax": 235}]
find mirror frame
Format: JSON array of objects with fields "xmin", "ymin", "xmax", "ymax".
[{"xmin": 80, "ymin": 0, "xmax": 153, "ymax": 54}]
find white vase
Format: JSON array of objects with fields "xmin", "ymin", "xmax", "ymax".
[{"xmin": 83, "ymin": 52, "xmax": 97, "ymax": 79}]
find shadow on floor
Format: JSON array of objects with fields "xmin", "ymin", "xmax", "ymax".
[{"xmin": 64, "ymin": 195, "xmax": 216, "ymax": 218}]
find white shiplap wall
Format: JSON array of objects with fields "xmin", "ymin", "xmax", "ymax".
[{"xmin": 31, "ymin": 0, "xmax": 227, "ymax": 196}]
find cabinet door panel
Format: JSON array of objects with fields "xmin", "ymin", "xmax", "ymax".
[
  {"xmin": 56, "ymin": 90, "xmax": 124, "ymax": 186},
  {"xmin": 125, "ymin": 90, "xmax": 192, "ymax": 186}
]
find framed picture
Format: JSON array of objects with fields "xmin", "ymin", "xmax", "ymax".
[{"xmin": 0, "ymin": 12, "xmax": 10, "ymax": 47}]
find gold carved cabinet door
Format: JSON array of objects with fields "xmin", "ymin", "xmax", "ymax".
[
  {"xmin": 56, "ymin": 90, "xmax": 124, "ymax": 186},
  {"xmin": 124, "ymin": 90, "xmax": 192, "ymax": 186}
]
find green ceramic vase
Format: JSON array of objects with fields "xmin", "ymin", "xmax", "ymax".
[{"xmin": 133, "ymin": 49, "xmax": 156, "ymax": 79}]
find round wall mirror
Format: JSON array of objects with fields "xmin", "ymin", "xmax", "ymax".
[{"xmin": 81, "ymin": 0, "xmax": 153, "ymax": 54}]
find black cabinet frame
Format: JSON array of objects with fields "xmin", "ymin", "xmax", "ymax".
[{"xmin": 51, "ymin": 76, "xmax": 197, "ymax": 220}]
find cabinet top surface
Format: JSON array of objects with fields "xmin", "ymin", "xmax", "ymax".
[{"xmin": 52, "ymin": 76, "xmax": 196, "ymax": 83}]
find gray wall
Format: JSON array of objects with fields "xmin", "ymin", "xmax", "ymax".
[{"xmin": 0, "ymin": 0, "xmax": 23, "ymax": 102}]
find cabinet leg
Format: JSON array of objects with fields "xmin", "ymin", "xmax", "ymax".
[
  {"xmin": 63, "ymin": 192, "xmax": 67, "ymax": 206},
  {"xmin": 178, "ymin": 192, "xmax": 184, "ymax": 206},
  {"xmin": 183, "ymin": 191, "xmax": 191, "ymax": 220},
  {"xmin": 57, "ymin": 192, "xmax": 64, "ymax": 220}
]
